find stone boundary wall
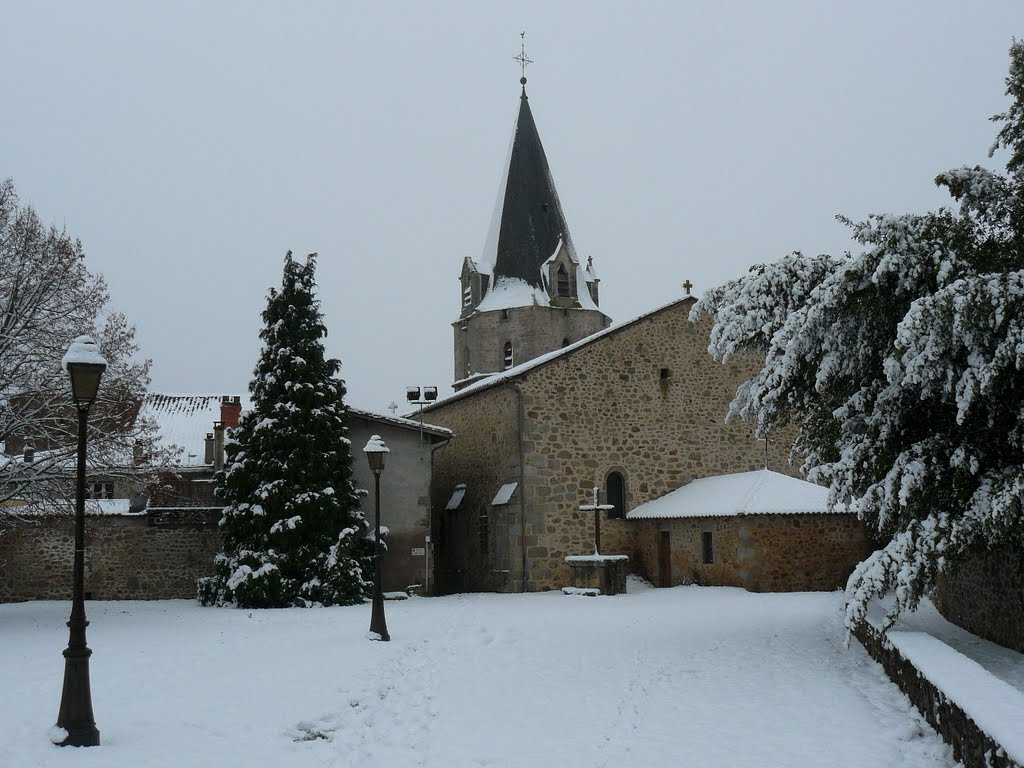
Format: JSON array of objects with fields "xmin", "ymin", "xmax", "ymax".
[
  {"xmin": 853, "ymin": 622, "xmax": 1021, "ymax": 768},
  {"xmin": 0, "ymin": 514, "xmax": 222, "ymax": 602},
  {"xmin": 931, "ymin": 545, "xmax": 1024, "ymax": 653}
]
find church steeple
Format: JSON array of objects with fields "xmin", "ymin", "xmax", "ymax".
[
  {"xmin": 492, "ymin": 89, "xmax": 575, "ymax": 289},
  {"xmin": 451, "ymin": 47, "xmax": 611, "ymax": 391}
]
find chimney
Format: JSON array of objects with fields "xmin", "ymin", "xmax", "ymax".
[
  {"xmin": 204, "ymin": 433, "xmax": 215, "ymax": 465},
  {"xmin": 23, "ymin": 446, "xmax": 34, "ymax": 464},
  {"xmin": 213, "ymin": 423, "xmax": 225, "ymax": 473},
  {"xmin": 221, "ymin": 395, "xmax": 242, "ymax": 428}
]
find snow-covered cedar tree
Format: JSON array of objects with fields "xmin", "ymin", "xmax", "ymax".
[
  {"xmin": 198, "ymin": 252, "xmax": 372, "ymax": 608},
  {"xmin": 692, "ymin": 41, "xmax": 1024, "ymax": 633},
  {"xmin": 0, "ymin": 179, "xmax": 159, "ymax": 513}
]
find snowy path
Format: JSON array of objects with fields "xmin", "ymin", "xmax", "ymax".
[{"xmin": 0, "ymin": 584, "xmax": 956, "ymax": 768}]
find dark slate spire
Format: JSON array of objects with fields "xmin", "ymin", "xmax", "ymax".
[{"xmin": 492, "ymin": 88, "xmax": 576, "ymax": 288}]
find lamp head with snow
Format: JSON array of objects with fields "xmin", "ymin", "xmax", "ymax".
[
  {"xmin": 362, "ymin": 434, "xmax": 389, "ymax": 476},
  {"xmin": 406, "ymin": 387, "xmax": 421, "ymax": 403},
  {"xmin": 62, "ymin": 335, "xmax": 108, "ymax": 412},
  {"xmin": 422, "ymin": 387, "xmax": 438, "ymax": 402}
]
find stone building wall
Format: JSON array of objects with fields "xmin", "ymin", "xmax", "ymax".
[
  {"xmin": 631, "ymin": 514, "xmax": 868, "ymax": 592},
  {"xmin": 429, "ymin": 298, "xmax": 808, "ymax": 593},
  {"xmin": 931, "ymin": 544, "xmax": 1024, "ymax": 653},
  {"xmin": 513, "ymin": 300, "xmax": 798, "ymax": 591},
  {"xmin": 453, "ymin": 304, "xmax": 609, "ymax": 386},
  {"xmin": 428, "ymin": 388, "xmax": 524, "ymax": 593},
  {"xmin": 0, "ymin": 514, "xmax": 221, "ymax": 601}
]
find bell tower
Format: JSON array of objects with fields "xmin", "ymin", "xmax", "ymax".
[{"xmin": 453, "ymin": 47, "xmax": 610, "ymax": 390}]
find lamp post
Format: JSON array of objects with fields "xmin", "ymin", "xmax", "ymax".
[
  {"xmin": 55, "ymin": 335, "xmax": 107, "ymax": 747},
  {"xmin": 363, "ymin": 434, "xmax": 390, "ymax": 641}
]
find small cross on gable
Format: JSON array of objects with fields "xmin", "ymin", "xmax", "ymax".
[{"xmin": 683, "ymin": 279, "xmax": 693, "ymax": 295}]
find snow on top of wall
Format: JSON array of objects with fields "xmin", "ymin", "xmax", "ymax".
[
  {"xmin": 626, "ymin": 469, "xmax": 834, "ymax": 519},
  {"xmin": 12, "ymin": 498, "xmax": 137, "ymax": 516},
  {"xmin": 886, "ymin": 630, "xmax": 1024, "ymax": 763}
]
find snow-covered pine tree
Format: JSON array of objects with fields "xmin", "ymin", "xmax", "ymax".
[
  {"xmin": 693, "ymin": 41, "xmax": 1024, "ymax": 633},
  {"xmin": 198, "ymin": 252, "xmax": 371, "ymax": 608}
]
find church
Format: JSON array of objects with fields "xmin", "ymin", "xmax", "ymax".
[{"xmin": 422, "ymin": 72, "xmax": 869, "ymax": 594}]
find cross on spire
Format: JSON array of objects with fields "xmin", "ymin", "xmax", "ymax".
[{"xmin": 514, "ymin": 31, "xmax": 533, "ymax": 86}]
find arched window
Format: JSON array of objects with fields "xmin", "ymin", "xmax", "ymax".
[
  {"xmin": 562, "ymin": 337, "xmax": 570, "ymax": 348},
  {"xmin": 556, "ymin": 264, "xmax": 571, "ymax": 297},
  {"xmin": 606, "ymin": 471, "xmax": 626, "ymax": 519},
  {"xmin": 463, "ymin": 348, "xmax": 471, "ymax": 378},
  {"xmin": 503, "ymin": 342, "xmax": 514, "ymax": 370}
]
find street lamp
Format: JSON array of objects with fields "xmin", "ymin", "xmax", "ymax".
[
  {"xmin": 55, "ymin": 335, "xmax": 107, "ymax": 747},
  {"xmin": 363, "ymin": 434, "xmax": 390, "ymax": 641}
]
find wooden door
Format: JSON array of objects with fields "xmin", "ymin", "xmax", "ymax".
[{"xmin": 657, "ymin": 531, "xmax": 671, "ymax": 587}]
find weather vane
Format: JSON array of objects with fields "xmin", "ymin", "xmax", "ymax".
[{"xmin": 514, "ymin": 30, "xmax": 533, "ymax": 84}]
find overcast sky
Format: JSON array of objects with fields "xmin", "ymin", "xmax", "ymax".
[{"xmin": 3, "ymin": 2, "xmax": 1022, "ymax": 414}]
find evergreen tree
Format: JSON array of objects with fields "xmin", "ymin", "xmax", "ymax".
[
  {"xmin": 693, "ymin": 41, "xmax": 1024, "ymax": 632},
  {"xmin": 198, "ymin": 252, "xmax": 371, "ymax": 608}
]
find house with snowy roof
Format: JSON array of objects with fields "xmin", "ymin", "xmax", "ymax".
[{"xmin": 421, "ymin": 72, "xmax": 869, "ymax": 594}]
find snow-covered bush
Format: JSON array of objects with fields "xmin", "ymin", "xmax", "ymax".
[
  {"xmin": 693, "ymin": 41, "xmax": 1024, "ymax": 632},
  {"xmin": 198, "ymin": 253, "xmax": 371, "ymax": 608}
]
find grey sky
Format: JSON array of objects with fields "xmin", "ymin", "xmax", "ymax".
[{"xmin": 2, "ymin": 2, "xmax": 1021, "ymax": 414}]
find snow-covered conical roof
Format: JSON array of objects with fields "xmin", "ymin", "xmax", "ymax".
[{"xmin": 482, "ymin": 86, "xmax": 576, "ymax": 290}]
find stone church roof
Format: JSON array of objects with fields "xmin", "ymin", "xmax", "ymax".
[{"xmin": 626, "ymin": 469, "xmax": 836, "ymax": 519}]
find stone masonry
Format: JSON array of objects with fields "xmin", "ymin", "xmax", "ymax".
[
  {"xmin": 0, "ymin": 513, "xmax": 221, "ymax": 601},
  {"xmin": 631, "ymin": 514, "xmax": 870, "ymax": 591},
  {"xmin": 454, "ymin": 304, "xmax": 609, "ymax": 387},
  {"xmin": 931, "ymin": 544, "xmax": 1024, "ymax": 654},
  {"xmin": 426, "ymin": 297, "xmax": 849, "ymax": 593}
]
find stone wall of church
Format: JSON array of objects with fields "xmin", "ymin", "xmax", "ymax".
[
  {"xmin": 631, "ymin": 514, "xmax": 868, "ymax": 592},
  {"xmin": 513, "ymin": 299, "xmax": 800, "ymax": 591},
  {"xmin": 0, "ymin": 514, "xmax": 221, "ymax": 601},
  {"xmin": 428, "ymin": 388, "xmax": 525, "ymax": 593},
  {"xmin": 453, "ymin": 305, "xmax": 609, "ymax": 386}
]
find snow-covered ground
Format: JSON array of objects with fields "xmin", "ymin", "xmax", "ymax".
[{"xmin": 1, "ymin": 583, "xmax": 958, "ymax": 768}]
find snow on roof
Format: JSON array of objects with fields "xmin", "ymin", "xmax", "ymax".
[
  {"xmin": 428, "ymin": 296, "xmax": 694, "ymax": 409},
  {"xmin": 348, "ymin": 407, "xmax": 452, "ymax": 438},
  {"xmin": 478, "ymin": 105, "xmax": 518, "ymax": 277},
  {"xmin": 540, "ymin": 239, "xmax": 599, "ymax": 312},
  {"xmin": 626, "ymin": 470, "xmax": 834, "ymax": 519},
  {"xmin": 475, "ymin": 277, "xmax": 550, "ymax": 313},
  {"xmin": 446, "ymin": 484, "xmax": 466, "ymax": 511},
  {"xmin": 491, "ymin": 482, "xmax": 518, "ymax": 506},
  {"xmin": 142, "ymin": 394, "xmax": 247, "ymax": 467}
]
